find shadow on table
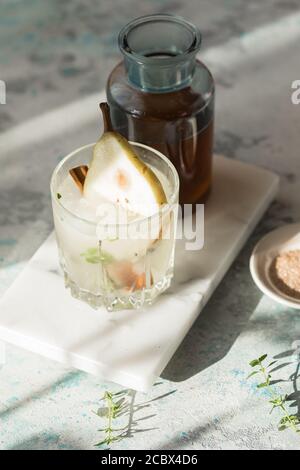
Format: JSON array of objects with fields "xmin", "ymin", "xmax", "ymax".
[
  {"xmin": 271, "ymin": 350, "xmax": 300, "ymax": 421},
  {"xmin": 8, "ymin": 433, "xmax": 83, "ymax": 450},
  {"xmin": 0, "ymin": 370, "xmax": 86, "ymax": 420},
  {"xmin": 162, "ymin": 234, "xmax": 264, "ymax": 383},
  {"xmin": 163, "ymin": 199, "xmax": 295, "ymax": 383}
]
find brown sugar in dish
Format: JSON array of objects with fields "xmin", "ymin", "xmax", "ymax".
[{"xmin": 269, "ymin": 250, "xmax": 300, "ymax": 300}]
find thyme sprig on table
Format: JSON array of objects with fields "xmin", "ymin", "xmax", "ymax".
[
  {"xmin": 248, "ymin": 354, "xmax": 300, "ymax": 433},
  {"xmin": 94, "ymin": 390, "xmax": 128, "ymax": 447}
]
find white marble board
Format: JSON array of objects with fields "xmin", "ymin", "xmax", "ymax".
[{"xmin": 0, "ymin": 156, "xmax": 279, "ymax": 391}]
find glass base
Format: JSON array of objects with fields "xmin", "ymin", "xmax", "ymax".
[{"xmin": 64, "ymin": 271, "xmax": 172, "ymax": 312}]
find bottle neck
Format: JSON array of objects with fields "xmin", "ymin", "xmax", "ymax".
[
  {"xmin": 118, "ymin": 15, "xmax": 201, "ymax": 93},
  {"xmin": 124, "ymin": 55, "xmax": 196, "ymax": 93}
]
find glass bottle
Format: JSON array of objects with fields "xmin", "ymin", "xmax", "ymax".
[{"xmin": 106, "ymin": 14, "xmax": 215, "ymax": 204}]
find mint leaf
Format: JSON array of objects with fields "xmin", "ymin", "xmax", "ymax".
[
  {"xmin": 247, "ymin": 371, "xmax": 259, "ymax": 379},
  {"xmin": 249, "ymin": 359, "xmax": 260, "ymax": 367},
  {"xmin": 258, "ymin": 354, "xmax": 268, "ymax": 363},
  {"xmin": 257, "ymin": 381, "xmax": 269, "ymax": 388},
  {"xmin": 80, "ymin": 247, "xmax": 114, "ymax": 264}
]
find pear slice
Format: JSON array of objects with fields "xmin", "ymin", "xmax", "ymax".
[
  {"xmin": 83, "ymin": 103, "xmax": 167, "ymax": 217},
  {"xmin": 106, "ymin": 260, "xmax": 153, "ymax": 292}
]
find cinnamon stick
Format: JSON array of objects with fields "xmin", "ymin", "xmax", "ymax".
[{"xmin": 69, "ymin": 165, "xmax": 88, "ymax": 192}]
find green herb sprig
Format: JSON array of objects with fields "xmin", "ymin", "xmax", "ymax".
[
  {"xmin": 94, "ymin": 390, "xmax": 128, "ymax": 447},
  {"xmin": 94, "ymin": 386, "xmax": 176, "ymax": 448},
  {"xmin": 80, "ymin": 247, "xmax": 114, "ymax": 264},
  {"xmin": 248, "ymin": 354, "xmax": 300, "ymax": 433}
]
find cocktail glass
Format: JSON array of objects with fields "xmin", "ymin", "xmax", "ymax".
[{"xmin": 50, "ymin": 142, "xmax": 179, "ymax": 311}]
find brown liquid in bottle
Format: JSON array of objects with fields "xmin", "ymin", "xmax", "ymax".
[{"xmin": 107, "ymin": 61, "xmax": 214, "ymax": 204}]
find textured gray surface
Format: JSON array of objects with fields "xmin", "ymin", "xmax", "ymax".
[{"xmin": 0, "ymin": 0, "xmax": 300, "ymax": 450}]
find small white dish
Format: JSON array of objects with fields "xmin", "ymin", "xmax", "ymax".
[{"xmin": 250, "ymin": 223, "xmax": 300, "ymax": 309}]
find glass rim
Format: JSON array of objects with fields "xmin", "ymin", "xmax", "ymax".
[
  {"xmin": 50, "ymin": 141, "xmax": 180, "ymax": 227},
  {"xmin": 118, "ymin": 14, "xmax": 202, "ymax": 65}
]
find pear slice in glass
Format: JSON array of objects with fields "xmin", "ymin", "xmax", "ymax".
[{"xmin": 83, "ymin": 103, "xmax": 166, "ymax": 217}]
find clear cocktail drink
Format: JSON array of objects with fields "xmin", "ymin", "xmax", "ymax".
[{"xmin": 50, "ymin": 142, "xmax": 179, "ymax": 311}]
